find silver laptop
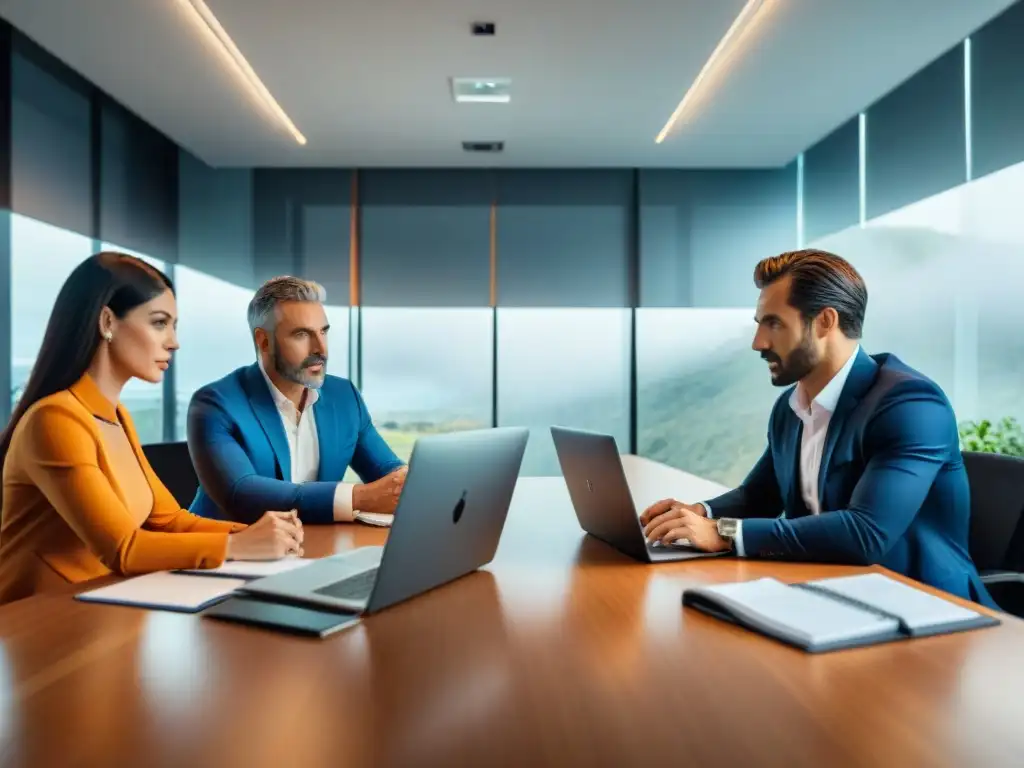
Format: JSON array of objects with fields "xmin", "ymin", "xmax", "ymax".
[
  {"xmin": 550, "ymin": 426, "xmax": 728, "ymax": 563},
  {"xmin": 240, "ymin": 427, "xmax": 529, "ymax": 614}
]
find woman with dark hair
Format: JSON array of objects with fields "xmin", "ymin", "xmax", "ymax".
[{"xmin": 0, "ymin": 252, "xmax": 303, "ymax": 604}]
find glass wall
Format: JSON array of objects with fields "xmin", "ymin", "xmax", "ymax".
[
  {"xmin": 633, "ymin": 6, "xmax": 1024, "ymax": 485},
  {"xmin": 497, "ymin": 309, "xmax": 632, "ymax": 476},
  {"xmin": 9, "ymin": 222, "xmax": 166, "ymax": 443},
  {"xmin": 635, "ymin": 166, "xmax": 798, "ymax": 486},
  {"xmin": 172, "ymin": 265, "xmax": 255, "ymax": 440},
  {"xmin": 10, "ymin": 215, "xmax": 92, "ymax": 408},
  {"xmin": 636, "ymin": 309, "xmax": 778, "ymax": 488},
  {"xmin": 811, "ymin": 156, "xmax": 1024, "ymax": 429},
  {"xmin": 360, "ymin": 308, "xmax": 492, "ymax": 463}
]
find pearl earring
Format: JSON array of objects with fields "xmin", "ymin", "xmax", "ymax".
[{"xmin": 103, "ymin": 331, "xmax": 113, "ymax": 342}]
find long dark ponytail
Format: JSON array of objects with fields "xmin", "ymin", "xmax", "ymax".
[{"xmin": 0, "ymin": 252, "xmax": 174, "ymax": 470}]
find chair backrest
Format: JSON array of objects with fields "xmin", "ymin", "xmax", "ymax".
[
  {"xmin": 964, "ymin": 451, "xmax": 1024, "ymax": 572},
  {"xmin": 142, "ymin": 441, "xmax": 200, "ymax": 510}
]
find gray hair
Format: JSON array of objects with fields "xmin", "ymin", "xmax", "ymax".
[{"xmin": 247, "ymin": 276, "xmax": 327, "ymax": 340}]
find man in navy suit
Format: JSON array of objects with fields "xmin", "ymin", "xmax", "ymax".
[
  {"xmin": 641, "ymin": 249, "xmax": 995, "ymax": 606},
  {"xmin": 187, "ymin": 276, "xmax": 406, "ymax": 524}
]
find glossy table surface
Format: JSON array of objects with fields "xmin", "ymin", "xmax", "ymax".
[{"xmin": 0, "ymin": 459, "xmax": 1021, "ymax": 767}]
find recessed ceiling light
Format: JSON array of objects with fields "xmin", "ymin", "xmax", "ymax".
[
  {"xmin": 462, "ymin": 141, "xmax": 504, "ymax": 153},
  {"xmin": 451, "ymin": 77, "xmax": 511, "ymax": 103}
]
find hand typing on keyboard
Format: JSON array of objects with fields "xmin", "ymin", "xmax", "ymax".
[
  {"xmin": 641, "ymin": 503, "xmax": 732, "ymax": 554},
  {"xmin": 650, "ymin": 538, "xmax": 693, "ymax": 549}
]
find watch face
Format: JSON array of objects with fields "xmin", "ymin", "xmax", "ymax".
[{"xmin": 717, "ymin": 518, "xmax": 738, "ymax": 539}]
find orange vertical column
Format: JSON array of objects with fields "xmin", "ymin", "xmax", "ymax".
[{"xmin": 349, "ymin": 171, "xmax": 361, "ymax": 306}]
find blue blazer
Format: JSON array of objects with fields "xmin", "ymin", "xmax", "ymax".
[
  {"xmin": 186, "ymin": 363, "xmax": 404, "ymax": 524},
  {"xmin": 705, "ymin": 349, "xmax": 996, "ymax": 607}
]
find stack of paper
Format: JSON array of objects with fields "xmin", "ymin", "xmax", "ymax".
[
  {"xmin": 177, "ymin": 557, "xmax": 315, "ymax": 579},
  {"xmin": 76, "ymin": 572, "xmax": 247, "ymax": 613},
  {"xmin": 75, "ymin": 558, "xmax": 321, "ymax": 614}
]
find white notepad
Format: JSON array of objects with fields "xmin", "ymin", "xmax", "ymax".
[
  {"xmin": 178, "ymin": 557, "xmax": 315, "ymax": 580},
  {"xmin": 691, "ymin": 578, "xmax": 899, "ymax": 649},
  {"xmin": 806, "ymin": 573, "xmax": 982, "ymax": 632},
  {"xmin": 76, "ymin": 572, "xmax": 246, "ymax": 613},
  {"xmin": 682, "ymin": 573, "xmax": 998, "ymax": 652}
]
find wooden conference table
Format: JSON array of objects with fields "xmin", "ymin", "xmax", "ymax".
[{"xmin": 0, "ymin": 457, "xmax": 1022, "ymax": 767}]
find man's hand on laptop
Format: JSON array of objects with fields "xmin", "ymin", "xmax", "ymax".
[
  {"xmin": 353, "ymin": 466, "xmax": 408, "ymax": 515},
  {"xmin": 226, "ymin": 510, "xmax": 303, "ymax": 560},
  {"xmin": 640, "ymin": 498, "xmax": 707, "ymax": 528},
  {"xmin": 642, "ymin": 504, "xmax": 729, "ymax": 552},
  {"xmin": 640, "ymin": 499, "xmax": 707, "ymax": 548}
]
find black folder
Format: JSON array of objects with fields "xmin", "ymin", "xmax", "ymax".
[{"xmin": 203, "ymin": 595, "xmax": 361, "ymax": 638}]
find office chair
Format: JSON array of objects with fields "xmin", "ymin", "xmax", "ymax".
[
  {"xmin": 964, "ymin": 451, "xmax": 1024, "ymax": 617},
  {"xmin": 142, "ymin": 441, "xmax": 200, "ymax": 510}
]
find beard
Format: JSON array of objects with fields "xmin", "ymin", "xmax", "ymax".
[
  {"xmin": 271, "ymin": 343, "xmax": 327, "ymax": 390},
  {"xmin": 761, "ymin": 327, "xmax": 818, "ymax": 387}
]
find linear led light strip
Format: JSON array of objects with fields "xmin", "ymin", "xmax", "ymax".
[
  {"xmin": 175, "ymin": 0, "xmax": 307, "ymax": 145},
  {"xmin": 656, "ymin": 0, "xmax": 775, "ymax": 143}
]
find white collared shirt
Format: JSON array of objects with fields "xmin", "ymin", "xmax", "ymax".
[
  {"xmin": 787, "ymin": 345, "xmax": 860, "ymax": 516},
  {"xmin": 258, "ymin": 360, "xmax": 355, "ymax": 522},
  {"xmin": 708, "ymin": 345, "xmax": 860, "ymax": 557}
]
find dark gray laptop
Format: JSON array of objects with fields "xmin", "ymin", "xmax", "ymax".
[
  {"xmin": 240, "ymin": 427, "xmax": 529, "ymax": 614},
  {"xmin": 550, "ymin": 426, "xmax": 728, "ymax": 562}
]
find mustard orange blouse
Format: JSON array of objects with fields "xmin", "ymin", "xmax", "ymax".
[{"xmin": 0, "ymin": 374, "xmax": 244, "ymax": 604}]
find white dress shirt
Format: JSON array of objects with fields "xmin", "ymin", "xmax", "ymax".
[
  {"xmin": 707, "ymin": 346, "xmax": 860, "ymax": 556},
  {"xmin": 258, "ymin": 360, "xmax": 356, "ymax": 522}
]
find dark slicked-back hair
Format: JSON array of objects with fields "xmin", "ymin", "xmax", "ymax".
[{"xmin": 754, "ymin": 249, "xmax": 867, "ymax": 339}]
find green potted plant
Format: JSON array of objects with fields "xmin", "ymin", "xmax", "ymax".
[{"xmin": 958, "ymin": 417, "xmax": 1024, "ymax": 457}]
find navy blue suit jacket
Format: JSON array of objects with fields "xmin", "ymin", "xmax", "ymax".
[
  {"xmin": 705, "ymin": 349, "xmax": 995, "ymax": 607},
  {"xmin": 186, "ymin": 364, "xmax": 404, "ymax": 524}
]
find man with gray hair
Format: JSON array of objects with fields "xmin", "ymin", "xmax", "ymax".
[{"xmin": 186, "ymin": 276, "xmax": 407, "ymax": 525}]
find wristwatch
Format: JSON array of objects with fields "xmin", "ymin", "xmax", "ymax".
[{"xmin": 716, "ymin": 517, "xmax": 739, "ymax": 548}]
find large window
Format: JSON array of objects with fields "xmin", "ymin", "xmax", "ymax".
[
  {"xmin": 961, "ymin": 160, "xmax": 1024, "ymax": 427},
  {"xmin": 360, "ymin": 308, "xmax": 493, "ymax": 463},
  {"xmin": 173, "ymin": 267, "xmax": 255, "ymax": 439},
  {"xmin": 636, "ymin": 309, "xmax": 776, "ymax": 488},
  {"xmin": 811, "ymin": 200, "xmax": 960, "ymax": 416},
  {"xmin": 10, "ymin": 221, "xmax": 169, "ymax": 444},
  {"xmin": 10, "ymin": 214, "xmax": 92, "ymax": 407},
  {"xmin": 323, "ymin": 305, "xmax": 352, "ymax": 383},
  {"xmin": 497, "ymin": 309, "xmax": 631, "ymax": 476},
  {"xmin": 811, "ymin": 156, "xmax": 1024, "ymax": 430}
]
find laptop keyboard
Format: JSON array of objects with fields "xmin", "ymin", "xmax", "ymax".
[
  {"xmin": 313, "ymin": 568, "xmax": 378, "ymax": 601},
  {"xmin": 648, "ymin": 539, "xmax": 694, "ymax": 551}
]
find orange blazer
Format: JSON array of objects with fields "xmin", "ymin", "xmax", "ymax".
[{"xmin": 0, "ymin": 374, "xmax": 244, "ymax": 604}]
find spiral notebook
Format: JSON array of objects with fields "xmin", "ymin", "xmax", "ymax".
[{"xmin": 682, "ymin": 573, "xmax": 1000, "ymax": 653}]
